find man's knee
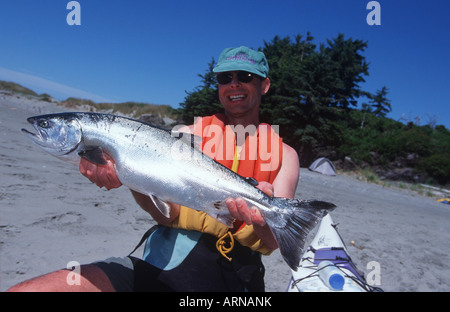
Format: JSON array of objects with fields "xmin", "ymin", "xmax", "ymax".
[{"xmin": 7, "ymin": 264, "xmax": 115, "ymax": 292}]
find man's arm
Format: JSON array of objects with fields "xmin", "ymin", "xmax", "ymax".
[{"xmin": 272, "ymin": 142, "xmax": 300, "ymax": 198}]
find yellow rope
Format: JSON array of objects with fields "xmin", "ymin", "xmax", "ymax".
[{"xmin": 216, "ymin": 231, "xmax": 235, "ymax": 261}]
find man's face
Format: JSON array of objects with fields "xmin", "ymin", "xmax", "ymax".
[{"xmin": 217, "ymin": 71, "xmax": 270, "ymax": 118}]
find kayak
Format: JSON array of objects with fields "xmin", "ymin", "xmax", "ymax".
[{"xmin": 287, "ymin": 213, "xmax": 383, "ymax": 292}]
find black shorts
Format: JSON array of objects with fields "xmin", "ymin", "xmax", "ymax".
[{"xmin": 94, "ymin": 229, "xmax": 265, "ymax": 292}]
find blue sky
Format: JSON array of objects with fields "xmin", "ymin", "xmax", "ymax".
[{"xmin": 0, "ymin": 0, "xmax": 449, "ymax": 128}]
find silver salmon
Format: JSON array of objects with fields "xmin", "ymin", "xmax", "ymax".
[{"xmin": 21, "ymin": 112, "xmax": 335, "ymax": 270}]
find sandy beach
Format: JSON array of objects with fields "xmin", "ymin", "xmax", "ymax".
[{"xmin": 1, "ymin": 94, "xmax": 449, "ymax": 292}]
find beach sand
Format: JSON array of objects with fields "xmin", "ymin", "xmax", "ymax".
[{"xmin": 1, "ymin": 94, "xmax": 449, "ymax": 292}]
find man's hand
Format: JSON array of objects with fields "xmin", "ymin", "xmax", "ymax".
[
  {"xmin": 226, "ymin": 181, "xmax": 274, "ymax": 227},
  {"xmin": 79, "ymin": 154, "xmax": 122, "ymax": 190}
]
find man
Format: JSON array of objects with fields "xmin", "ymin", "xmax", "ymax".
[{"xmin": 8, "ymin": 46, "xmax": 299, "ymax": 292}]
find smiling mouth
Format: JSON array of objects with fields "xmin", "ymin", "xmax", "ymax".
[{"xmin": 229, "ymin": 94, "xmax": 247, "ymax": 102}]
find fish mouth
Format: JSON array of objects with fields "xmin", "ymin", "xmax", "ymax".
[
  {"xmin": 21, "ymin": 128, "xmax": 45, "ymax": 146},
  {"xmin": 21, "ymin": 119, "xmax": 46, "ymax": 146},
  {"xmin": 21, "ymin": 127, "xmax": 37, "ymax": 137}
]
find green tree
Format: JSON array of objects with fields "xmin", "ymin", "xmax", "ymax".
[
  {"xmin": 369, "ymin": 86, "xmax": 392, "ymax": 117},
  {"xmin": 322, "ymin": 34, "xmax": 369, "ymax": 109}
]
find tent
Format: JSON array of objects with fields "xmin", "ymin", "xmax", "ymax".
[{"xmin": 309, "ymin": 157, "xmax": 336, "ymax": 176}]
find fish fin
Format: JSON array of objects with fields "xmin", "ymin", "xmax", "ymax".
[
  {"xmin": 244, "ymin": 177, "xmax": 259, "ymax": 187},
  {"xmin": 148, "ymin": 194, "xmax": 171, "ymax": 218},
  {"xmin": 265, "ymin": 198, "xmax": 336, "ymax": 271},
  {"xmin": 217, "ymin": 214, "xmax": 236, "ymax": 228},
  {"xmin": 78, "ymin": 147, "xmax": 107, "ymax": 165},
  {"xmin": 171, "ymin": 130, "xmax": 203, "ymax": 150},
  {"xmin": 212, "ymin": 201, "xmax": 236, "ymax": 228}
]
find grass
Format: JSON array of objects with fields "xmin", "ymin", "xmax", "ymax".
[
  {"xmin": 350, "ymin": 168, "xmax": 381, "ymax": 185},
  {"xmin": 0, "ymin": 81, "xmax": 38, "ymax": 97},
  {"xmin": 60, "ymin": 98, "xmax": 180, "ymax": 121}
]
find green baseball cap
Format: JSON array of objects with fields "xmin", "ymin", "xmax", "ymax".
[{"xmin": 213, "ymin": 46, "xmax": 269, "ymax": 78}]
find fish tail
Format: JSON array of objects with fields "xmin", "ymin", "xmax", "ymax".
[{"xmin": 265, "ymin": 198, "xmax": 336, "ymax": 271}]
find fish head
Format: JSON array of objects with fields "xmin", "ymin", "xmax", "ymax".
[{"xmin": 22, "ymin": 113, "xmax": 83, "ymax": 162}]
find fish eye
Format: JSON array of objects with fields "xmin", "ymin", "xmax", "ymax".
[{"xmin": 38, "ymin": 120, "xmax": 50, "ymax": 128}]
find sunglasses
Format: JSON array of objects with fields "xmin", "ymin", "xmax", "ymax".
[{"xmin": 216, "ymin": 71, "xmax": 261, "ymax": 85}]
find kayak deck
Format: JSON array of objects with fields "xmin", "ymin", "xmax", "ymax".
[{"xmin": 287, "ymin": 214, "xmax": 383, "ymax": 292}]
